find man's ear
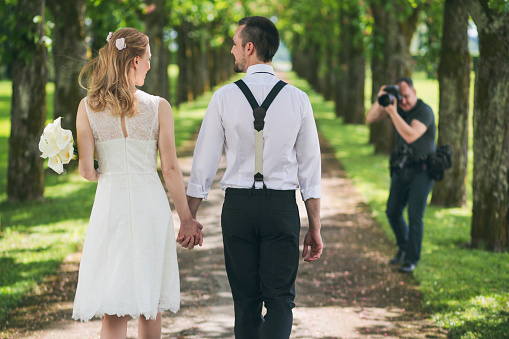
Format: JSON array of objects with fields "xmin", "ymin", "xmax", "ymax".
[{"xmin": 245, "ymin": 42, "xmax": 255, "ymax": 56}]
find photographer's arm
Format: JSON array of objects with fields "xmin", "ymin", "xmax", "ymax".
[
  {"xmin": 366, "ymin": 86, "xmax": 389, "ymax": 123},
  {"xmin": 366, "ymin": 101, "xmax": 388, "ymax": 123},
  {"xmin": 384, "ymin": 102, "xmax": 427, "ymax": 144}
]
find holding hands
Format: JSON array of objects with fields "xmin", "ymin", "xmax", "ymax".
[{"xmin": 176, "ymin": 217, "xmax": 203, "ymax": 250}]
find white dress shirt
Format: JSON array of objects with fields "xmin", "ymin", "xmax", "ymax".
[{"xmin": 187, "ymin": 64, "xmax": 321, "ymax": 201}]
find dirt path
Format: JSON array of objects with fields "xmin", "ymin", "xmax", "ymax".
[{"xmin": 0, "ymin": 76, "xmax": 448, "ymax": 338}]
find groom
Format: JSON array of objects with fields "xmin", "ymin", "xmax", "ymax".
[{"xmin": 181, "ymin": 16, "xmax": 323, "ymax": 338}]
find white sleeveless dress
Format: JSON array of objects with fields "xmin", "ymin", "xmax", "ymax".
[{"xmin": 72, "ymin": 90, "xmax": 180, "ymax": 322}]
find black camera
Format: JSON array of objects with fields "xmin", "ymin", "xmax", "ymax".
[{"xmin": 378, "ymin": 85, "xmax": 402, "ymax": 107}]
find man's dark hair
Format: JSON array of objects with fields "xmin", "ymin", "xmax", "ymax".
[
  {"xmin": 238, "ymin": 16, "xmax": 279, "ymax": 62},
  {"xmin": 396, "ymin": 77, "xmax": 414, "ymax": 89}
]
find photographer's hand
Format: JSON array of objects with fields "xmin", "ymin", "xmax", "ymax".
[
  {"xmin": 366, "ymin": 85, "xmax": 390, "ymax": 123},
  {"xmin": 385, "ymin": 101, "xmax": 427, "ymax": 144},
  {"xmin": 384, "ymin": 100, "xmax": 398, "ymax": 119}
]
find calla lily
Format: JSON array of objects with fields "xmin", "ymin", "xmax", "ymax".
[
  {"xmin": 58, "ymin": 142, "xmax": 74, "ymax": 164},
  {"xmin": 39, "ymin": 117, "xmax": 79, "ymax": 174},
  {"xmin": 48, "ymin": 155, "xmax": 64, "ymax": 174},
  {"xmin": 57, "ymin": 128, "xmax": 73, "ymax": 150},
  {"xmin": 39, "ymin": 134, "xmax": 61, "ymax": 158},
  {"xmin": 43, "ymin": 117, "xmax": 62, "ymax": 141}
]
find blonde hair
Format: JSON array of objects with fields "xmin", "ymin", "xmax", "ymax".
[{"xmin": 79, "ymin": 28, "xmax": 149, "ymax": 117}]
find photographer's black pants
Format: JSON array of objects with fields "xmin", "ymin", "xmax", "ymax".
[
  {"xmin": 386, "ymin": 168, "xmax": 434, "ymax": 266},
  {"xmin": 221, "ymin": 188, "xmax": 300, "ymax": 339}
]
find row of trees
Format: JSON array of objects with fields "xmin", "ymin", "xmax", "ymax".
[
  {"xmin": 276, "ymin": 0, "xmax": 509, "ymax": 250},
  {"xmin": 0, "ymin": 0, "xmax": 252, "ymax": 199},
  {"xmin": 1, "ymin": 0, "xmax": 508, "ymax": 250}
]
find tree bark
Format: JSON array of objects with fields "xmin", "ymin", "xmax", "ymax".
[
  {"xmin": 320, "ymin": 40, "xmax": 335, "ymax": 102},
  {"xmin": 208, "ymin": 43, "xmax": 217, "ymax": 90},
  {"xmin": 342, "ymin": 1, "xmax": 365, "ymax": 124},
  {"xmin": 142, "ymin": 0, "xmax": 170, "ymax": 100},
  {"xmin": 369, "ymin": 0, "xmax": 420, "ymax": 154},
  {"xmin": 176, "ymin": 23, "xmax": 189, "ymax": 105},
  {"xmin": 335, "ymin": 6, "xmax": 348, "ymax": 119},
  {"xmin": 431, "ymin": 0, "xmax": 470, "ymax": 207},
  {"xmin": 7, "ymin": 0, "xmax": 47, "ymax": 201},
  {"xmin": 191, "ymin": 37, "xmax": 206, "ymax": 99},
  {"xmin": 466, "ymin": 0, "xmax": 509, "ymax": 250},
  {"xmin": 46, "ymin": 0, "xmax": 86, "ymax": 138}
]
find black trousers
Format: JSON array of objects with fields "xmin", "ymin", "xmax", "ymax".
[
  {"xmin": 221, "ymin": 188, "xmax": 300, "ymax": 339},
  {"xmin": 386, "ymin": 167, "xmax": 434, "ymax": 265}
]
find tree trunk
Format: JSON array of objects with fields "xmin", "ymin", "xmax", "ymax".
[
  {"xmin": 335, "ymin": 6, "xmax": 348, "ymax": 118},
  {"xmin": 208, "ymin": 45, "xmax": 217, "ymax": 89},
  {"xmin": 342, "ymin": 1, "xmax": 365, "ymax": 125},
  {"xmin": 46, "ymin": 0, "xmax": 86, "ymax": 138},
  {"xmin": 467, "ymin": 0, "xmax": 509, "ymax": 250},
  {"xmin": 188, "ymin": 35, "xmax": 197, "ymax": 101},
  {"xmin": 176, "ymin": 23, "xmax": 189, "ymax": 105},
  {"xmin": 142, "ymin": 0, "xmax": 170, "ymax": 100},
  {"xmin": 7, "ymin": 0, "xmax": 47, "ymax": 202},
  {"xmin": 191, "ymin": 37, "xmax": 205, "ymax": 99},
  {"xmin": 321, "ymin": 42, "xmax": 334, "ymax": 101},
  {"xmin": 369, "ymin": 0, "xmax": 420, "ymax": 154},
  {"xmin": 309, "ymin": 42, "xmax": 321, "ymax": 92},
  {"xmin": 221, "ymin": 42, "xmax": 233, "ymax": 82},
  {"xmin": 431, "ymin": 0, "xmax": 470, "ymax": 207}
]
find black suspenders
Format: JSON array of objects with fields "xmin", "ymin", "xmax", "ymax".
[{"xmin": 234, "ymin": 79, "xmax": 287, "ymax": 188}]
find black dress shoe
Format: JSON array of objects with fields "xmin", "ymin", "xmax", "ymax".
[
  {"xmin": 389, "ymin": 250, "xmax": 405, "ymax": 265},
  {"xmin": 399, "ymin": 263, "xmax": 416, "ymax": 272}
]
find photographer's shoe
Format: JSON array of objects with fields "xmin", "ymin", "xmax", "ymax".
[
  {"xmin": 389, "ymin": 250, "xmax": 405, "ymax": 265},
  {"xmin": 399, "ymin": 263, "xmax": 416, "ymax": 273}
]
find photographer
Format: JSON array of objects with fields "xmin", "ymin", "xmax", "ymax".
[{"xmin": 366, "ymin": 77, "xmax": 436, "ymax": 273}]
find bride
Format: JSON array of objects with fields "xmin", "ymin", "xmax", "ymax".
[{"xmin": 72, "ymin": 28, "xmax": 202, "ymax": 338}]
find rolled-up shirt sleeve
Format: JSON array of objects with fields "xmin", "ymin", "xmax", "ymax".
[
  {"xmin": 187, "ymin": 92, "xmax": 224, "ymax": 200},
  {"xmin": 295, "ymin": 95, "xmax": 321, "ymax": 201}
]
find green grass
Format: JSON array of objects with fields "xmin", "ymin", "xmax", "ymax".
[
  {"xmin": 286, "ymin": 72, "xmax": 509, "ymax": 338},
  {"xmin": 0, "ymin": 73, "xmax": 236, "ymax": 323}
]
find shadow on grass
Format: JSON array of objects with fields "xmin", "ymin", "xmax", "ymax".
[
  {"xmin": 0, "ymin": 257, "xmax": 63, "ymax": 321},
  {"xmin": 0, "ymin": 177, "xmax": 96, "ymax": 231},
  {"xmin": 0, "ymin": 256, "xmax": 61, "ymax": 288},
  {"xmin": 447, "ymin": 316, "xmax": 509, "ymax": 339}
]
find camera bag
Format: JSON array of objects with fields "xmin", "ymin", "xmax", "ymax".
[{"xmin": 427, "ymin": 145, "xmax": 452, "ymax": 181}]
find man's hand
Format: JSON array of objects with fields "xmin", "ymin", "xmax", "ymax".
[
  {"xmin": 384, "ymin": 99, "xmax": 398, "ymax": 118},
  {"xmin": 377, "ymin": 85, "xmax": 387, "ymax": 98},
  {"xmin": 177, "ymin": 218, "xmax": 203, "ymax": 250},
  {"xmin": 302, "ymin": 229, "xmax": 323, "ymax": 262}
]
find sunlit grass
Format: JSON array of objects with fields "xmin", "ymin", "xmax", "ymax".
[{"xmin": 286, "ymin": 71, "xmax": 509, "ymax": 339}]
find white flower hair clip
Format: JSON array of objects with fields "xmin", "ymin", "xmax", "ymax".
[
  {"xmin": 106, "ymin": 31, "xmax": 113, "ymax": 42},
  {"xmin": 115, "ymin": 38, "xmax": 127, "ymax": 51}
]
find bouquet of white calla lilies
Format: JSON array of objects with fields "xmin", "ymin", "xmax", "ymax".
[{"xmin": 39, "ymin": 117, "xmax": 75, "ymax": 174}]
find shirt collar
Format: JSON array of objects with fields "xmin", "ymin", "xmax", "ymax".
[{"xmin": 246, "ymin": 64, "xmax": 275, "ymax": 76}]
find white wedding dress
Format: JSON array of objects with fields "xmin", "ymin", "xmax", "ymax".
[{"xmin": 72, "ymin": 90, "xmax": 180, "ymax": 322}]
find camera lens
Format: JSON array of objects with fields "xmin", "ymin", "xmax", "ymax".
[{"xmin": 378, "ymin": 93, "xmax": 395, "ymax": 107}]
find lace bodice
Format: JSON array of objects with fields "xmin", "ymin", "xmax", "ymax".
[{"xmin": 85, "ymin": 90, "xmax": 161, "ymax": 174}]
